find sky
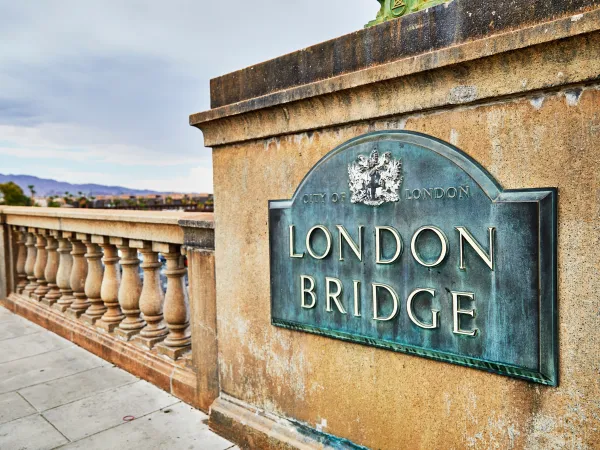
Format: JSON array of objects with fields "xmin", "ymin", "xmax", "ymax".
[{"xmin": 0, "ymin": 1, "xmax": 378, "ymax": 193}]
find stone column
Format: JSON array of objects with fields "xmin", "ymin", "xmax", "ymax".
[
  {"xmin": 65, "ymin": 234, "xmax": 89, "ymax": 318},
  {"xmin": 32, "ymin": 229, "xmax": 49, "ymax": 301},
  {"xmin": 14, "ymin": 228, "xmax": 28, "ymax": 294},
  {"xmin": 81, "ymin": 237, "xmax": 105, "ymax": 325},
  {"xmin": 95, "ymin": 237, "xmax": 124, "ymax": 332},
  {"xmin": 41, "ymin": 233, "xmax": 61, "ymax": 307},
  {"xmin": 23, "ymin": 229, "xmax": 38, "ymax": 296},
  {"xmin": 132, "ymin": 241, "xmax": 168, "ymax": 349},
  {"xmin": 53, "ymin": 232, "xmax": 74, "ymax": 312},
  {"xmin": 114, "ymin": 238, "xmax": 145, "ymax": 340},
  {"xmin": 185, "ymin": 245, "xmax": 219, "ymax": 411},
  {"xmin": 157, "ymin": 246, "xmax": 191, "ymax": 359}
]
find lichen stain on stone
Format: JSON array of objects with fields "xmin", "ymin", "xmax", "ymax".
[
  {"xmin": 464, "ymin": 414, "xmax": 522, "ymax": 449},
  {"xmin": 448, "ymin": 85, "xmax": 478, "ymax": 104},
  {"xmin": 263, "ymin": 137, "xmax": 281, "ymax": 152},
  {"xmin": 529, "ymin": 96, "xmax": 545, "ymax": 110},
  {"xmin": 450, "ymin": 128, "xmax": 460, "ymax": 145},
  {"xmin": 565, "ymin": 88, "xmax": 583, "ymax": 106}
]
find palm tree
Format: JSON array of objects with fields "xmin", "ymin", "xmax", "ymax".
[{"xmin": 27, "ymin": 184, "xmax": 37, "ymax": 206}]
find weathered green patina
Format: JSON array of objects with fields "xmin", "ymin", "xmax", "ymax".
[
  {"xmin": 366, "ymin": 0, "xmax": 452, "ymax": 27},
  {"xmin": 268, "ymin": 131, "xmax": 558, "ymax": 386}
]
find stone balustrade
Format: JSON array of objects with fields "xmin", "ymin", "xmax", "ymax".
[{"xmin": 0, "ymin": 207, "xmax": 217, "ymax": 412}]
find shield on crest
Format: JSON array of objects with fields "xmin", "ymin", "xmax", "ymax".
[{"xmin": 390, "ymin": 0, "xmax": 408, "ymax": 16}]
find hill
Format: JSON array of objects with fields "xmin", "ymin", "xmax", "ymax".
[{"xmin": 0, "ymin": 174, "xmax": 164, "ymax": 197}]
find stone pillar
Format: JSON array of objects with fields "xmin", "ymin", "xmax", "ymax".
[
  {"xmin": 81, "ymin": 237, "xmax": 106, "ymax": 325},
  {"xmin": 132, "ymin": 241, "xmax": 168, "ymax": 349},
  {"xmin": 53, "ymin": 232, "xmax": 74, "ymax": 312},
  {"xmin": 95, "ymin": 237, "xmax": 124, "ymax": 332},
  {"xmin": 22, "ymin": 229, "xmax": 38, "ymax": 296},
  {"xmin": 114, "ymin": 238, "xmax": 145, "ymax": 340},
  {"xmin": 41, "ymin": 233, "xmax": 61, "ymax": 307},
  {"xmin": 14, "ymin": 228, "xmax": 28, "ymax": 294},
  {"xmin": 65, "ymin": 234, "xmax": 89, "ymax": 318},
  {"xmin": 176, "ymin": 219, "xmax": 218, "ymax": 410},
  {"xmin": 157, "ymin": 246, "xmax": 191, "ymax": 359}
]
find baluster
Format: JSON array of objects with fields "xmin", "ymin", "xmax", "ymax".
[
  {"xmin": 132, "ymin": 241, "xmax": 168, "ymax": 349},
  {"xmin": 53, "ymin": 232, "xmax": 74, "ymax": 313},
  {"xmin": 96, "ymin": 238, "xmax": 124, "ymax": 332},
  {"xmin": 157, "ymin": 246, "xmax": 191, "ymax": 359},
  {"xmin": 41, "ymin": 232, "xmax": 61, "ymax": 307},
  {"xmin": 32, "ymin": 229, "xmax": 49, "ymax": 301},
  {"xmin": 114, "ymin": 238, "xmax": 145, "ymax": 340},
  {"xmin": 14, "ymin": 227, "xmax": 28, "ymax": 294},
  {"xmin": 23, "ymin": 229, "xmax": 38, "ymax": 296},
  {"xmin": 66, "ymin": 234, "xmax": 89, "ymax": 318},
  {"xmin": 81, "ymin": 236, "xmax": 105, "ymax": 325}
]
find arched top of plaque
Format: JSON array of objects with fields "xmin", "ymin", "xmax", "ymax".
[{"xmin": 272, "ymin": 131, "xmax": 507, "ymax": 210}]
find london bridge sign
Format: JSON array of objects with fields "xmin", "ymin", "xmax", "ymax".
[{"xmin": 269, "ymin": 131, "xmax": 557, "ymax": 385}]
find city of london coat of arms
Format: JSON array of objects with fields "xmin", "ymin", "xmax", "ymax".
[{"xmin": 348, "ymin": 148, "xmax": 403, "ymax": 206}]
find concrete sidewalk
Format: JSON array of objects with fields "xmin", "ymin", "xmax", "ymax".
[{"xmin": 0, "ymin": 306, "xmax": 236, "ymax": 450}]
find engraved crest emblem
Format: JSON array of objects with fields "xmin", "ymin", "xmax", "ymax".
[{"xmin": 348, "ymin": 148, "xmax": 403, "ymax": 206}]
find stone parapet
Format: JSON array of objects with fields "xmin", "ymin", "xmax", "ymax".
[{"xmin": 0, "ymin": 207, "xmax": 218, "ymax": 413}]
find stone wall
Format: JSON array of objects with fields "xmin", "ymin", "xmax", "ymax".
[{"xmin": 192, "ymin": 2, "xmax": 600, "ymax": 448}]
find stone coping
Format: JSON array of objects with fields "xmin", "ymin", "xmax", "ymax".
[
  {"xmin": 0, "ymin": 206, "xmax": 214, "ymax": 227},
  {"xmin": 204, "ymin": 0, "xmax": 600, "ymax": 109},
  {"xmin": 191, "ymin": 6, "xmax": 600, "ymax": 131},
  {"xmin": 0, "ymin": 207, "xmax": 214, "ymax": 244}
]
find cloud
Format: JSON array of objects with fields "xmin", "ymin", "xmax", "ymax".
[
  {"xmin": 0, "ymin": 124, "xmax": 206, "ymax": 166},
  {"xmin": 0, "ymin": 1, "xmax": 378, "ymax": 193}
]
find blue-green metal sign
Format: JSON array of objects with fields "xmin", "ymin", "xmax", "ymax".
[{"xmin": 269, "ymin": 131, "xmax": 557, "ymax": 386}]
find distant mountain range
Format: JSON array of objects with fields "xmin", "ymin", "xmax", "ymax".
[{"xmin": 0, "ymin": 174, "xmax": 166, "ymax": 197}]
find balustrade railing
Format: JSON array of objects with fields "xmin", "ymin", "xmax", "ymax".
[{"xmin": 0, "ymin": 207, "xmax": 217, "ymax": 410}]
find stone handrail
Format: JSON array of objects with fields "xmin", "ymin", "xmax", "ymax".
[{"xmin": 0, "ymin": 206, "xmax": 218, "ymax": 411}]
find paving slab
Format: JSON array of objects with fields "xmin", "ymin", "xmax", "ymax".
[
  {"xmin": 0, "ymin": 307, "xmax": 235, "ymax": 450},
  {"xmin": 0, "ymin": 307, "xmax": 13, "ymax": 320},
  {"xmin": 0, "ymin": 345, "xmax": 110, "ymax": 394},
  {"xmin": 0, "ymin": 315, "xmax": 44, "ymax": 340},
  {"xmin": 20, "ymin": 365, "xmax": 138, "ymax": 411},
  {"xmin": 44, "ymin": 380, "xmax": 181, "ymax": 441},
  {"xmin": 0, "ymin": 392, "xmax": 36, "ymax": 424},
  {"xmin": 0, "ymin": 414, "xmax": 68, "ymax": 450},
  {"xmin": 58, "ymin": 402, "xmax": 235, "ymax": 450},
  {"xmin": 0, "ymin": 329, "xmax": 72, "ymax": 364}
]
